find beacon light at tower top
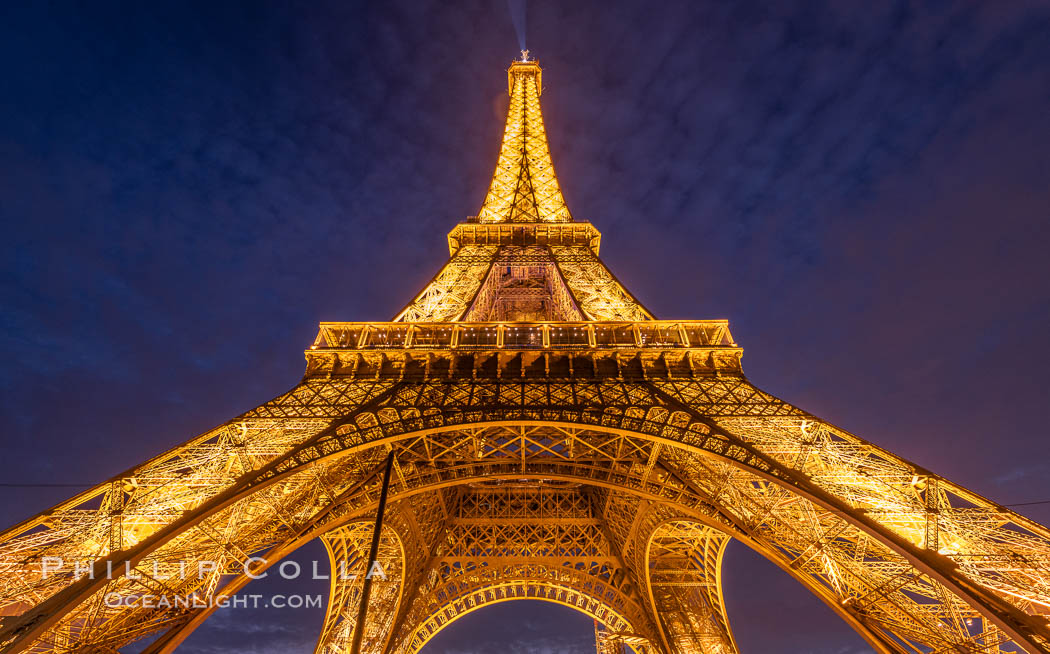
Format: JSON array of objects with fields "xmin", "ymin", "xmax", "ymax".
[{"xmin": 0, "ymin": 53, "xmax": 1049, "ymax": 654}]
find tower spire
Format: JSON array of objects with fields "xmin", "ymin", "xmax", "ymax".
[
  {"xmin": 477, "ymin": 55, "xmax": 571, "ymax": 223},
  {"xmin": 2, "ymin": 52, "xmax": 1050, "ymax": 654}
]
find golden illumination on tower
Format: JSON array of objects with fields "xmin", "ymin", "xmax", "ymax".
[
  {"xmin": 477, "ymin": 54, "xmax": 571, "ymax": 223},
  {"xmin": 1, "ymin": 54, "xmax": 1050, "ymax": 654},
  {"xmin": 392, "ymin": 54, "xmax": 653, "ymax": 324}
]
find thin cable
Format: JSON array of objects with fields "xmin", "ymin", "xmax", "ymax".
[{"xmin": 0, "ymin": 483, "xmax": 96, "ymax": 488}]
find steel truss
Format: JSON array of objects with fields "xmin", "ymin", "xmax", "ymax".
[
  {"xmin": 1, "ymin": 54, "xmax": 1049, "ymax": 654},
  {"xmin": 2, "ymin": 370, "xmax": 1049, "ymax": 653}
]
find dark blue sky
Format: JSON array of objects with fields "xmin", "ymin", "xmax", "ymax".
[{"xmin": 1, "ymin": 1, "xmax": 1049, "ymax": 653}]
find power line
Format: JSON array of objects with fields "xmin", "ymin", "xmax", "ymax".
[
  {"xmin": 1002, "ymin": 499, "xmax": 1050, "ymax": 507},
  {"xmin": 0, "ymin": 483, "xmax": 97, "ymax": 488}
]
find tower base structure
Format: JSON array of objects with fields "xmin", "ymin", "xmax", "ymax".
[{"xmin": 2, "ymin": 55, "xmax": 1050, "ymax": 654}]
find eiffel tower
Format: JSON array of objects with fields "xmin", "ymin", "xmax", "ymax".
[{"xmin": 1, "ymin": 52, "xmax": 1050, "ymax": 654}]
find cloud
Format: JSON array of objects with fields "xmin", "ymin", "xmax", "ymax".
[{"xmin": 1, "ymin": 2, "xmax": 1048, "ymax": 653}]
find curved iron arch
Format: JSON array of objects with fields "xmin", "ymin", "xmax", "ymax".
[{"xmin": 3, "ymin": 402, "xmax": 1050, "ymax": 653}]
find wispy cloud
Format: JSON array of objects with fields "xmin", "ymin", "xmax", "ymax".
[{"xmin": 2, "ymin": 2, "xmax": 1048, "ymax": 653}]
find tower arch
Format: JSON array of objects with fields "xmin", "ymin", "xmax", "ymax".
[
  {"xmin": 4, "ymin": 410, "xmax": 1049, "ymax": 653},
  {"xmin": 0, "ymin": 54, "xmax": 1048, "ymax": 654}
]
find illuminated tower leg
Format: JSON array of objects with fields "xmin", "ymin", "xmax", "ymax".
[
  {"xmin": 314, "ymin": 523, "xmax": 404, "ymax": 654},
  {"xmin": 647, "ymin": 522, "xmax": 737, "ymax": 654}
]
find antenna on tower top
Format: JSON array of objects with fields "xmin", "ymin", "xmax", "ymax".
[{"xmin": 520, "ymin": 49, "xmax": 530, "ymax": 62}]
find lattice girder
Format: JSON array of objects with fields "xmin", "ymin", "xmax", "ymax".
[
  {"xmin": 2, "ymin": 372, "xmax": 1049, "ymax": 653},
  {"xmin": 400, "ymin": 566, "xmax": 641, "ymax": 653},
  {"xmin": 382, "ymin": 484, "xmax": 661, "ymax": 652},
  {"xmin": 393, "ymin": 246, "xmax": 499, "ymax": 323},
  {"xmin": 460, "ymin": 246, "xmax": 585, "ymax": 321},
  {"xmin": 548, "ymin": 247, "xmax": 653, "ymax": 321},
  {"xmin": 5, "ymin": 52, "xmax": 1048, "ymax": 654},
  {"xmin": 477, "ymin": 59, "xmax": 569, "ymax": 224},
  {"xmin": 592, "ymin": 492, "xmax": 739, "ymax": 654},
  {"xmin": 392, "ymin": 53, "xmax": 652, "ymax": 323},
  {"xmin": 394, "ymin": 243, "xmax": 652, "ymax": 324},
  {"xmin": 645, "ymin": 521, "xmax": 738, "ymax": 654},
  {"xmin": 314, "ymin": 522, "xmax": 405, "ymax": 654}
]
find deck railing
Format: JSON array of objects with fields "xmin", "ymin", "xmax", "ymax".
[{"xmin": 311, "ymin": 320, "xmax": 736, "ymax": 352}]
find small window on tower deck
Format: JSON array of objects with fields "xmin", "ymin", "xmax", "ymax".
[
  {"xmin": 503, "ymin": 326, "xmax": 544, "ymax": 348},
  {"xmin": 363, "ymin": 326, "xmax": 410, "ymax": 348},
  {"xmin": 548, "ymin": 326, "xmax": 590, "ymax": 348},
  {"xmin": 457, "ymin": 327, "xmax": 499, "ymax": 348},
  {"xmin": 638, "ymin": 325, "xmax": 684, "ymax": 347},
  {"xmin": 594, "ymin": 325, "xmax": 638, "ymax": 347},
  {"xmin": 411, "ymin": 327, "xmax": 454, "ymax": 349}
]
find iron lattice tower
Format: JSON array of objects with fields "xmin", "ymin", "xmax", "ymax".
[{"xmin": 1, "ymin": 54, "xmax": 1050, "ymax": 654}]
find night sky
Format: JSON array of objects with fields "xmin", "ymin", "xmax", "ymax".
[{"xmin": 2, "ymin": 2, "xmax": 1050, "ymax": 653}]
